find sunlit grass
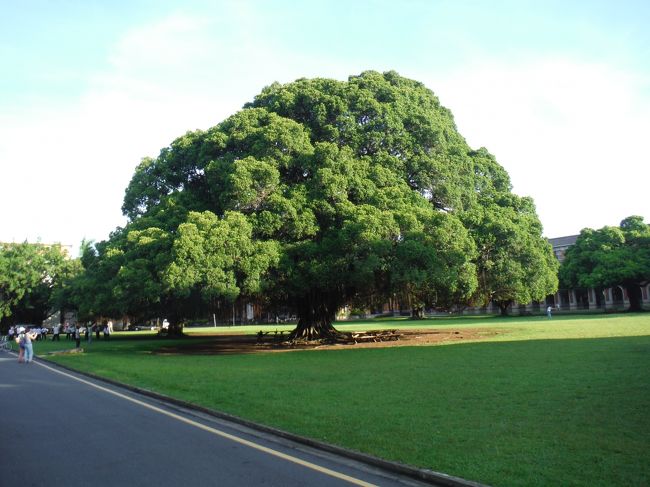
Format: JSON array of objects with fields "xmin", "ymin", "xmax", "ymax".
[
  {"xmin": 44, "ymin": 313, "xmax": 650, "ymax": 487},
  {"xmin": 183, "ymin": 312, "xmax": 650, "ymax": 342}
]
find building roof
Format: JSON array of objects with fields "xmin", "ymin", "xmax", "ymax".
[{"xmin": 548, "ymin": 235, "xmax": 579, "ymax": 248}]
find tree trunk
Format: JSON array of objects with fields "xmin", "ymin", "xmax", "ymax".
[
  {"xmin": 497, "ymin": 300, "xmax": 511, "ymax": 316},
  {"xmin": 289, "ymin": 294, "xmax": 343, "ymax": 341},
  {"xmin": 594, "ymin": 286, "xmax": 605, "ymax": 308},
  {"xmin": 161, "ymin": 311, "xmax": 184, "ymax": 337},
  {"xmin": 411, "ymin": 306, "xmax": 425, "ymax": 319},
  {"xmin": 165, "ymin": 321, "xmax": 184, "ymax": 337},
  {"xmin": 626, "ymin": 284, "xmax": 642, "ymax": 312}
]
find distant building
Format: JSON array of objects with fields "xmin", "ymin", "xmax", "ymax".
[
  {"xmin": 546, "ymin": 236, "xmax": 650, "ymax": 312},
  {"xmin": 548, "ymin": 235, "xmax": 578, "ymax": 263},
  {"xmin": 467, "ymin": 235, "xmax": 650, "ymax": 315}
]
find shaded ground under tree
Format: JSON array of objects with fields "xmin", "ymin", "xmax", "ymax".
[{"xmin": 155, "ymin": 327, "xmax": 500, "ymax": 355}]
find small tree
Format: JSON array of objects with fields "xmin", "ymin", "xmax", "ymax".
[
  {"xmin": 560, "ymin": 216, "xmax": 650, "ymax": 311},
  {"xmin": 0, "ymin": 243, "xmax": 70, "ymax": 331}
]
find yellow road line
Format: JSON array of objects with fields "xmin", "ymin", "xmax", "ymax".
[{"xmin": 36, "ymin": 360, "xmax": 376, "ymax": 486}]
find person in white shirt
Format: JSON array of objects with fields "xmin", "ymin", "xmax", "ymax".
[
  {"xmin": 73, "ymin": 325, "xmax": 81, "ymax": 348},
  {"xmin": 52, "ymin": 323, "xmax": 61, "ymax": 341}
]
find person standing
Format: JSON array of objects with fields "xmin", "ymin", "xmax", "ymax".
[
  {"xmin": 16, "ymin": 327, "xmax": 26, "ymax": 363},
  {"xmin": 546, "ymin": 305, "xmax": 553, "ymax": 319},
  {"xmin": 104, "ymin": 321, "xmax": 112, "ymax": 341},
  {"xmin": 23, "ymin": 328, "xmax": 38, "ymax": 363},
  {"xmin": 52, "ymin": 323, "xmax": 61, "ymax": 341},
  {"xmin": 73, "ymin": 324, "xmax": 81, "ymax": 348}
]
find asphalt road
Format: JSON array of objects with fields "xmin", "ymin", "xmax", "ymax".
[{"xmin": 0, "ymin": 351, "xmax": 433, "ymax": 487}]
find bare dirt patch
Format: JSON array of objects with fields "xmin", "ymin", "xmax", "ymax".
[{"xmin": 156, "ymin": 328, "xmax": 500, "ymax": 355}]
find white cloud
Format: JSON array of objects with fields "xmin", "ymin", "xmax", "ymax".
[
  {"xmin": 423, "ymin": 58, "xmax": 650, "ymax": 236},
  {"xmin": 0, "ymin": 10, "xmax": 358, "ymax": 254},
  {"xmin": 0, "ymin": 13, "xmax": 226, "ymax": 252}
]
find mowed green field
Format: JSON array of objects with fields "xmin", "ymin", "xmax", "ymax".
[{"xmin": 42, "ymin": 314, "xmax": 650, "ymax": 487}]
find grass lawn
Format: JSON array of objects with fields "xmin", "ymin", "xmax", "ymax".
[{"xmin": 41, "ymin": 313, "xmax": 650, "ymax": 487}]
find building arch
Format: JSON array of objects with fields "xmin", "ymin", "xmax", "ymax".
[
  {"xmin": 574, "ymin": 289, "xmax": 590, "ymax": 310},
  {"xmin": 612, "ymin": 286, "xmax": 624, "ymax": 306}
]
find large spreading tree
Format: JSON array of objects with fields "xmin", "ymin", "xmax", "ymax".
[
  {"xmin": 89, "ymin": 70, "xmax": 556, "ymax": 338},
  {"xmin": 560, "ymin": 216, "xmax": 650, "ymax": 311}
]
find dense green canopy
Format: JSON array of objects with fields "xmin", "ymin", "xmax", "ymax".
[
  {"xmin": 0, "ymin": 242, "xmax": 74, "ymax": 332},
  {"xmin": 461, "ymin": 148, "xmax": 558, "ymax": 314},
  {"xmin": 560, "ymin": 216, "xmax": 650, "ymax": 311},
  {"xmin": 78, "ymin": 71, "xmax": 557, "ymax": 337}
]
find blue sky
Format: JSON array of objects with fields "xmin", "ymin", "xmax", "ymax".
[{"xmin": 2, "ymin": 0, "xmax": 649, "ymax": 254}]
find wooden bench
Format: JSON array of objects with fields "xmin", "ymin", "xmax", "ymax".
[
  {"xmin": 350, "ymin": 330, "xmax": 401, "ymax": 344},
  {"xmin": 351, "ymin": 332, "xmax": 377, "ymax": 343}
]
